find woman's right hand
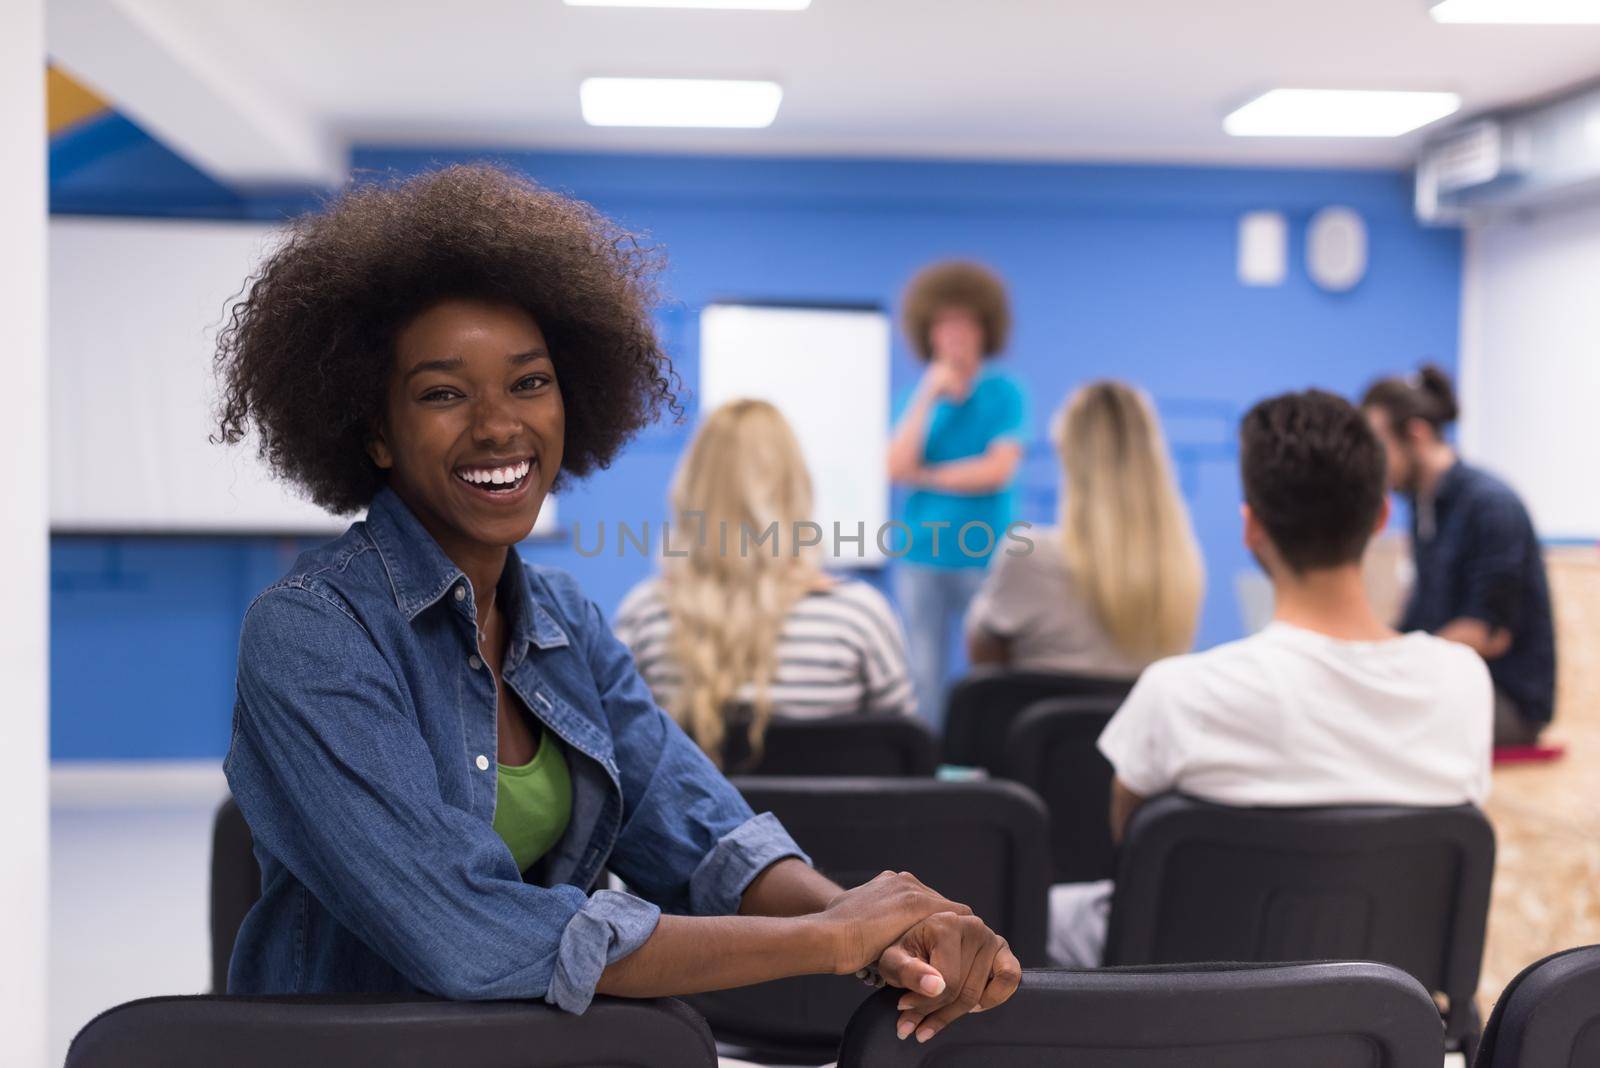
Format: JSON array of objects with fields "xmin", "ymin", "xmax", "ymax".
[{"xmin": 818, "ymin": 871, "xmax": 970, "ymax": 975}]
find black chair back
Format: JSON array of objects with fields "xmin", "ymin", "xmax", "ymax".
[
  {"xmin": 1106, "ymin": 794, "xmax": 1494, "ymax": 1048},
  {"xmin": 942, "ymin": 670, "xmax": 1133, "ymax": 771},
  {"xmin": 1475, "ymin": 944, "xmax": 1600, "ymax": 1068},
  {"xmin": 837, "ymin": 962, "xmax": 1445, "ymax": 1068},
  {"xmin": 211, "ymin": 797, "xmax": 262, "ymax": 993},
  {"xmin": 64, "ymin": 993, "xmax": 716, "ymax": 1068},
  {"xmin": 687, "ymin": 776, "xmax": 1049, "ymax": 1063},
  {"xmin": 998, "ymin": 695, "xmax": 1123, "ymax": 883},
  {"xmin": 721, "ymin": 711, "xmax": 936, "ymax": 776}
]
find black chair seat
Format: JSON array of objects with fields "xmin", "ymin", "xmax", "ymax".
[
  {"xmin": 686, "ymin": 776, "xmax": 1050, "ymax": 1063},
  {"xmin": 1474, "ymin": 943, "xmax": 1600, "ymax": 1068},
  {"xmin": 64, "ymin": 993, "xmax": 717, "ymax": 1067},
  {"xmin": 1105, "ymin": 793, "xmax": 1494, "ymax": 1053},
  {"xmin": 942, "ymin": 670, "xmax": 1133, "ymax": 772},
  {"xmin": 211, "ymin": 797, "xmax": 260, "ymax": 993},
  {"xmin": 998, "ymin": 695, "xmax": 1123, "ymax": 883},
  {"xmin": 837, "ymin": 962, "xmax": 1446, "ymax": 1067},
  {"xmin": 722, "ymin": 711, "xmax": 936, "ymax": 776}
]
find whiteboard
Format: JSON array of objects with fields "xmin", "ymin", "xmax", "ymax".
[
  {"xmin": 49, "ymin": 217, "xmax": 555, "ymax": 535},
  {"xmin": 698, "ymin": 303, "xmax": 889, "ymax": 568}
]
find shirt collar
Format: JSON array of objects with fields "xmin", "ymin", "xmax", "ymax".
[
  {"xmin": 1431, "ymin": 460, "xmax": 1465, "ymax": 507},
  {"xmin": 363, "ymin": 486, "xmax": 569, "ymax": 651},
  {"xmin": 1414, "ymin": 461, "xmax": 1465, "ymax": 543}
]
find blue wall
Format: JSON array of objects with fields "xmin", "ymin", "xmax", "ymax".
[{"xmin": 50, "ymin": 146, "xmax": 1461, "ymax": 759}]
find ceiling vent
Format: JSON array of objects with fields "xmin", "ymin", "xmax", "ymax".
[{"xmin": 1416, "ymin": 81, "xmax": 1600, "ymax": 223}]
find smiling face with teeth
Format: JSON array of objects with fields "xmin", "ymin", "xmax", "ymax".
[{"xmin": 368, "ymin": 298, "xmax": 564, "ymax": 571}]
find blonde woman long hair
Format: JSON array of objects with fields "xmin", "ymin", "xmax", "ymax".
[
  {"xmin": 660, "ymin": 399, "xmax": 824, "ymax": 764},
  {"xmin": 1055, "ymin": 381, "xmax": 1204, "ymax": 664}
]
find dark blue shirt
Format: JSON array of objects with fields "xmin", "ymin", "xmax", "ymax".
[
  {"xmin": 1400, "ymin": 462, "xmax": 1556, "ymax": 724},
  {"xmin": 224, "ymin": 487, "xmax": 807, "ymax": 1011}
]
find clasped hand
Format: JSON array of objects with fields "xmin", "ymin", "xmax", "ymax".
[{"xmin": 821, "ymin": 870, "xmax": 1022, "ymax": 1043}]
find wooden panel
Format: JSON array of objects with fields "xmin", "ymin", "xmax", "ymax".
[{"xmin": 1478, "ymin": 546, "xmax": 1600, "ymax": 1009}]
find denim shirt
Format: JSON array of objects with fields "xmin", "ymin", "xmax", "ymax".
[{"xmin": 223, "ymin": 487, "xmax": 808, "ymax": 1012}]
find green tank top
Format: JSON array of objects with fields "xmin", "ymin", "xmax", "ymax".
[{"xmin": 492, "ymin": 726, "xmax": 572, "ymax": 875}]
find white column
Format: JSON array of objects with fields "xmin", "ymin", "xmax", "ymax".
[
  {"xmin": 1457, "ymin": 207, "xmax": 1600, "ymax": 539},
  {"xmin": 0, "ymin": 0, "xmax": 50, "ymax": 1064}
]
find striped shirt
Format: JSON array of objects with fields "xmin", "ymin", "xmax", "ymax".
[{"xmin": 613, "ymin": 577, "xmax": 917, "ymax": 721}]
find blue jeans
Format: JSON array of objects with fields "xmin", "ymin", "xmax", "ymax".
[{"xmin": 893, "ymin": 563, "xmax": 988, "ymax": 732}]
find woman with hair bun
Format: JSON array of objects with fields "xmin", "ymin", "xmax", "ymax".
[{"xmin": 1361, "ymin": 363, "xmax": 1556, "ymax": 745}]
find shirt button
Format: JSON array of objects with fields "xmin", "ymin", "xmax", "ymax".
[
  {"xmin": 475, "ymin": 754, "xmax": 489, "ymax": 771},
  {"xmin": 468, "ymin": 655, "xmax": 483, "ymax": 670},
  {"xmin": 454, "ymin": 585, "xmax": 466, "ymax": 602}
]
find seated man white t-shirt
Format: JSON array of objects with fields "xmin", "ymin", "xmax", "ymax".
[
  {"xmin": 1102, "ymin": 622, "xmax": 1491, "ymax": 809},
  {"xmin": 1050, "ymin": 390, "xmax": 1495, "ymax": 968}
]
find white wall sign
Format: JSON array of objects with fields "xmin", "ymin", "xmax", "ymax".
[{"xmin": 1237, "ymin": 210, "xmax": 1288, "ymax": 286}]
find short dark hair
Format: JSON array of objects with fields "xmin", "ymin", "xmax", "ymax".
[
  {"xmin": 214, "ymin": 164, "xmax": 678, "ymax": 515},
  {"xmin": 1239, "ymin": 389, "xmax": 1386, "ymax": 572},
  {"xmin": 900, "ymin": 260, "xmax": 1012, "ymax": 361},
  {"xmin": 1360, "ymin": 362, "xmax": 1459, "ymax": 437}
]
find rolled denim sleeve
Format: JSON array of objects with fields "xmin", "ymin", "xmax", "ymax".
[
  {"xmin": 227, "ymin": 584, "xmax": 650, "ymax": 1011},
  {"xmin": 561, "ymin": 579, "xmax": 810, "ymax": 915},
  {"xmin": 687, "ymin": 811, "xmax": 811, "ymax": 916},
  {"xmin": 547, "ymin": 889, "xmax": 661, "ymax": 1014}
]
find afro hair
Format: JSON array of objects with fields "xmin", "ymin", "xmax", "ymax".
[
  {"xmin": 214, "ymin": 163, "xmax": 678, "ymax": 515},
  {"xmin": 900, "ymin": 259, "xmax": 1012, "ymax": 362}
]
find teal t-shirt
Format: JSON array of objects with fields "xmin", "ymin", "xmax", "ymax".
[{"xmin": 896, "ymin": 369, "xmax": 1031, "ymax": 568}]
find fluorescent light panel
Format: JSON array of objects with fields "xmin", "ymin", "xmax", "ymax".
[
  {"xmin": 1224, "ymin": 89, "xmax": 1461, "ymax": 137},
  {"xmin": 565, "ymin": 0, "xmax": 809, "ymax": 9},
  {"xmin": 1431, "ymin": 0, "xmax": 1600, "ymax": 23},
  {"xmin": 580, "ymin": 77, "xmax": 782, "ymax": 127}
]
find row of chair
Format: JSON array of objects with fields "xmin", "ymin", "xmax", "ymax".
[
  {"xmin": 728, "ymin": 668, "xmax": 1133, "ymax": 778},
  {"xmin": 727, "ymin": 669, "xmax": 1133, "ymax": 885},
  {"xmin": 67, "ymin": 949, "xmax": 1600, "ymax": 1067},
  {"xmin": 195, "ymin": 671, "xmax": 1496, "ymax": 1062},
  {"xmin": 211, "ymin": 779, "xmax": 1494, "ymax": 1063}
]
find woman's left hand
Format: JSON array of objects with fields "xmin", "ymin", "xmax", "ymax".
[{"xmin": 872, "ymin": 910, "xmax": 1022, "ymax": 1043}]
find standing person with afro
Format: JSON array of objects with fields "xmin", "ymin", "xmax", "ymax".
[
  {"xmin": 887, "ymin": 261, "xmax": 1031, "ymax": 729},
  {"xmin": 213, "ymin": 165, "xmax": 1020, "ymax": 1044}
]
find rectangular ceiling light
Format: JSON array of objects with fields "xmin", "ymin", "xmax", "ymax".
[
  {"xmin": 1224, "ymin": 89, "xmax": 1461, "ymax": 137},
  {"xmin": 565, "ymin": 1, "xmax": 809, "ymax": 9},
  {"xmin": 1431, "ymin": 0, "xmax": 1600, "ymax": 23},
  {"xmin": 580, "ymin": 78, "xmax": 783, "ymax": 127}
]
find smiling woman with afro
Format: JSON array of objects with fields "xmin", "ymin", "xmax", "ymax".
[
  {"xmin": 212, "ymin": 163, "xmax": 1021, "ymax": 1035},
  {"xmin": 215, "ymin": 164, "xmax": 677, "ymax": 515}
]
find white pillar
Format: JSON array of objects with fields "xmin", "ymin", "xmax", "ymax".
[{"xmin": 0, "ymin": 0, "xmax": 50, "ymax": 1064}]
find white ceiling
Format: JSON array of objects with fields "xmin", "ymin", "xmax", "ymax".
[{"xmin": 49, "ymin": 0, "xmax": 1600, "ymax": 184}]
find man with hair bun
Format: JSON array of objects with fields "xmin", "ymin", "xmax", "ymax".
[
  {"xmin": 887, "ymin": 260, "xmax": 1030, "ymax": 728},
  {"xmin": 1362, "ymin": 364, "xmax": 1556, "ymax": 746}
]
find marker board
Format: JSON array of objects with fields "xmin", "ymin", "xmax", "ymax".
[
  {"xmin": 49, "ymin": 217, "xmax": 556, "ymax": 535},
  {"xmin": 698, "ymin": 303, "xmax": 890, "ymax": 568}
]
